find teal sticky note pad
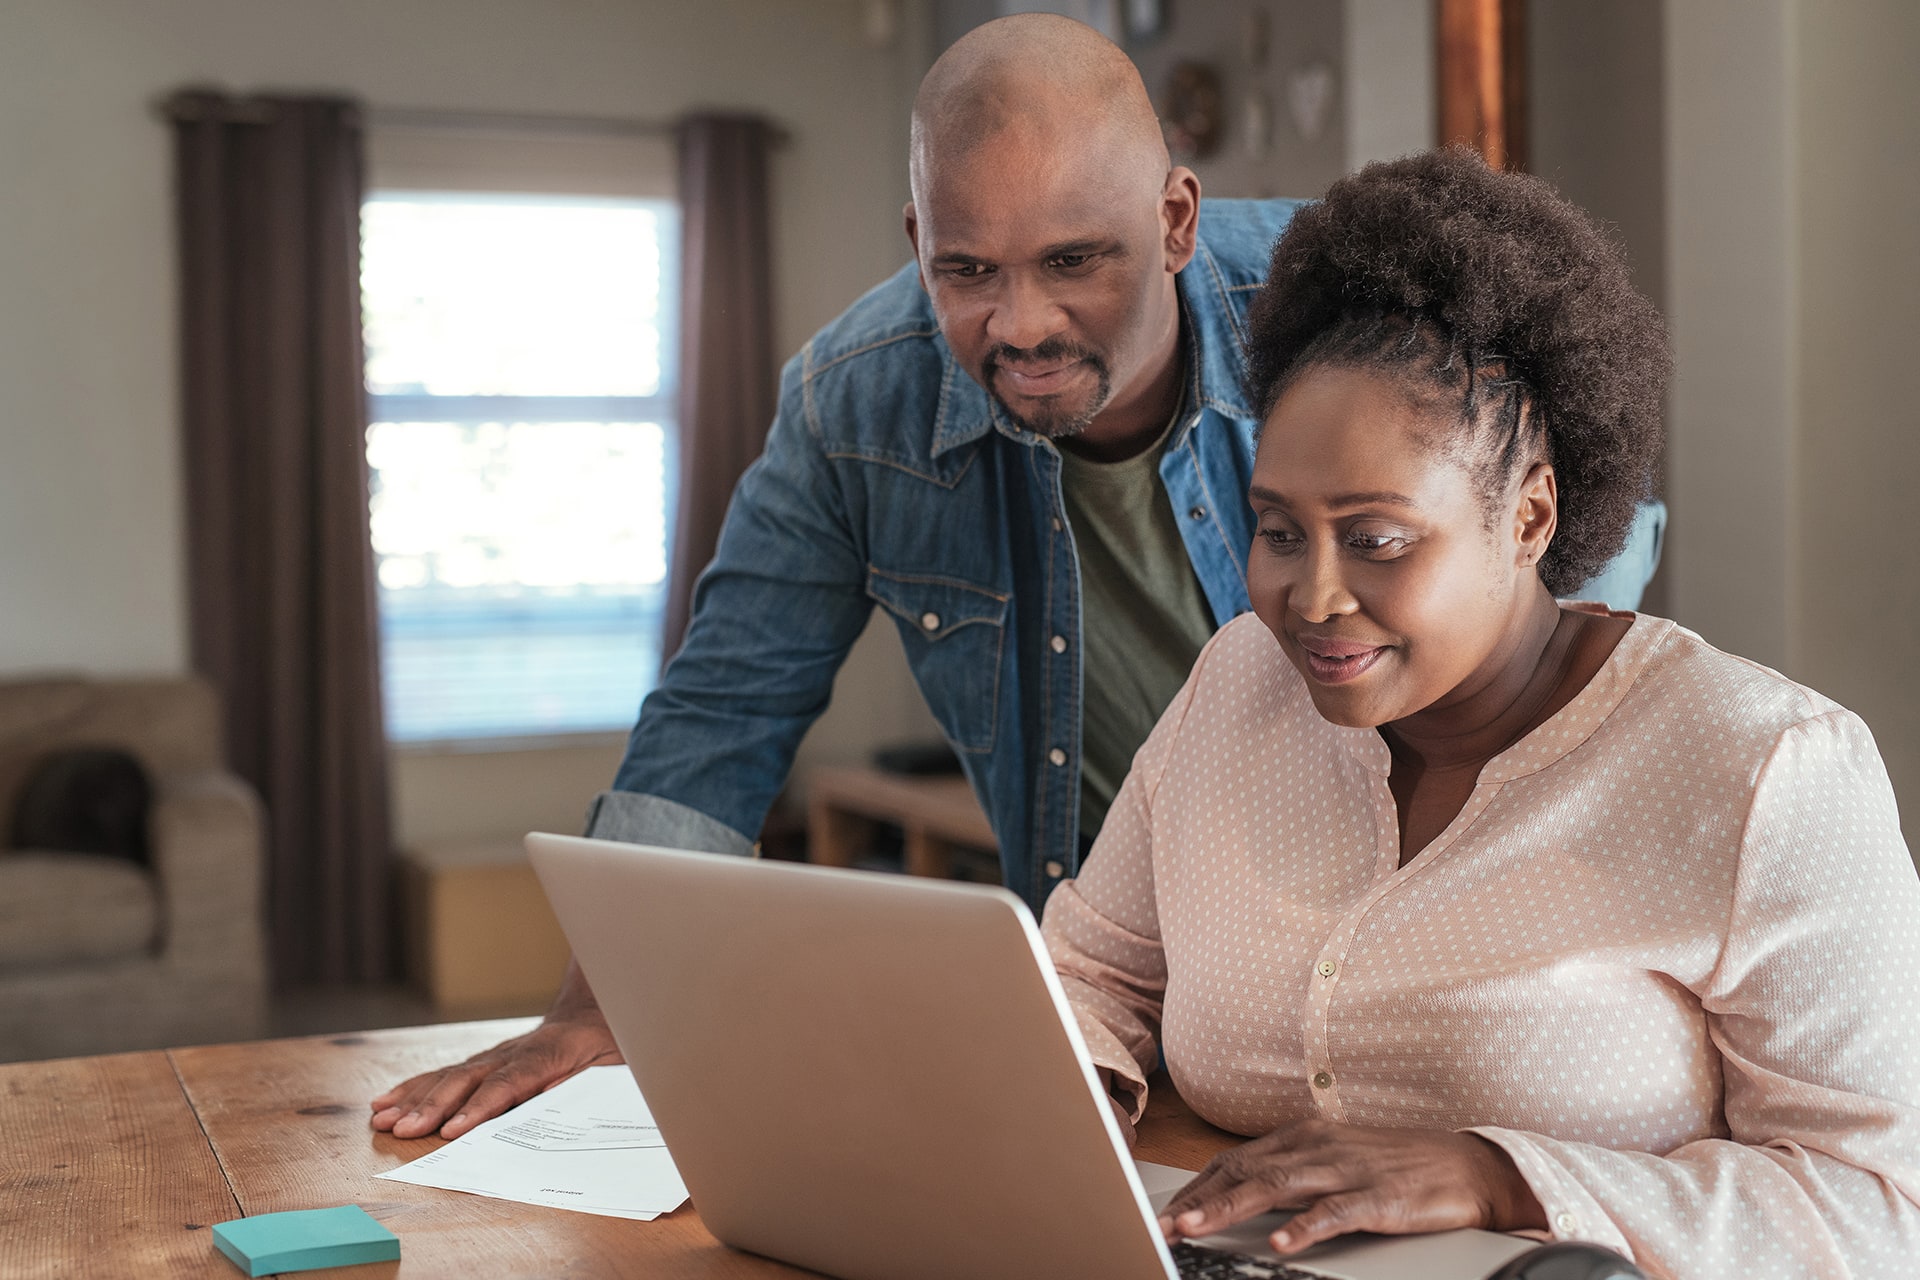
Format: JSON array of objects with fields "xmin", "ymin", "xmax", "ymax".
[{"xmin": 211, "ymin": 1205, "xmax": 400, "ymax": 1276}]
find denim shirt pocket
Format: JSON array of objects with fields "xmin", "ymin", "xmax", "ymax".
[{"xmin": 866, "ymin": 566, "xmax": 1008, "ymax": 755}]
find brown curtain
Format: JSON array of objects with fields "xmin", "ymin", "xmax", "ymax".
[
  {"xmin": 167, "ymin": 89, "xmax": 394, "ymax": 987},
  {"xmin": 662, "ymin": 114, "xmax": 778, "ymax": 664}
]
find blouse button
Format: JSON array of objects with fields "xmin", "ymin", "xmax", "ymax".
[
  {"xmin": 1311, "ymin": 1071, "xmax": 1333, "ymax": 1090},
  {"xmin": 1316, "ymin": 959, "xmax": 1337, "ymax": 978},
  {"xmin": 1554, "ymin": 1212, "xmax": 1580, "ymax": 1235},
  {"xmin": 920, "ymin": 612, "xmax": 941, "ymax": 632}
]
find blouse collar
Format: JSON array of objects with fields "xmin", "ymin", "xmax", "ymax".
[{"xmin": 1337, "ymin": 611, "xmax": 1675, "ymax": 781}]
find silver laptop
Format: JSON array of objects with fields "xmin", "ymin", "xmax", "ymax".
[{"xmin": 526, "ymin": 832, "xmax": 1533, "ymax": 1280}]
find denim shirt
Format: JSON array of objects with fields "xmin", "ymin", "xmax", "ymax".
[{"xmin": 585, "ymin": 198, "xmax": 1666, "ymax": 913}]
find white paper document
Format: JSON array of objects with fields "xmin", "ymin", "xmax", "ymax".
[{"xmin": 378, "ymin": 1065, "xmax": 689, "ymax": 1220}]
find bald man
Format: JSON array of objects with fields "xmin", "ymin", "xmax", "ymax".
[{"xmin": 372, "ymin": 14, "xmax": 1663, "ymax": 1140}]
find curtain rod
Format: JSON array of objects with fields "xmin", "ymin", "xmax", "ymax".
[
  {"xmin": 158, "ymin": 95, "xmax": 789, "ymax": 145},
  {"xmin": 369, "ymin": 106, "xmax": 791, "ymax": 146},
  {"xmin": 370, "ymin": 107, "xmax": 672, "ymax": 137}
]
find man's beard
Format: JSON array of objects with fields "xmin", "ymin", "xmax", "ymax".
[{"xmin": 983, "ymin": 338, "xmax": 1112, "ymax": 439}]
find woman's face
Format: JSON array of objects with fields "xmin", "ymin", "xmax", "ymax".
[{"xmin": 1246, "ymin": 364, "xmax": 1548, "ymax": 729}]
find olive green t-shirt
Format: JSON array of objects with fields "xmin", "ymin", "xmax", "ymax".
[{"xmin": 1058, "ymin": 406, "xmax": 1217, "ymax": 839}]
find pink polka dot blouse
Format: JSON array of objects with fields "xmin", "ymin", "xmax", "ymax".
[{"xmin": 1043, "ymin": 611, "xmax": 1920, "ymax": 1278}]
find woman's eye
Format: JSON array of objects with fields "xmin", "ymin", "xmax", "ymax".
[
  {"xmin": 1347, "ymin": 531, "xmax": 1408, "ymax": 555},
  {"xmin": 1258, "ymin": 528, "xmax": 1301, "ymax": 551}
]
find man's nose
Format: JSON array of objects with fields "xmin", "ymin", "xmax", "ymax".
[{"xmin": 984, "ymin": 273, "xmax": 1065, "ymax": 352}]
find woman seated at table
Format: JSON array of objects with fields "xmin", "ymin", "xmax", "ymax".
[{"xmin": 1042, "ymin": 148, "xmax": 1920, "ymax": 1279}]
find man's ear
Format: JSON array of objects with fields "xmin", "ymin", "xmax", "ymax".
[
  {"xmin": 904, "ymin": 202, "xmax": 926, "ymax": 292},
  {"xmin": 1162, "ymin": 166, "xmax": 1201, "ymax": 273},
  {"xmin": 1513, "ymin": 462, "xmax": 1558, "ymax": 572}
]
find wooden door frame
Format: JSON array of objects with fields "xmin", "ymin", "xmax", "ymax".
[{"xmin": 1438, "ymin": 0, "xmax": 1527, "ymax": 170}]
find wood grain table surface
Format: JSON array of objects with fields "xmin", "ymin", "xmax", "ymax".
[{"xmin": 1, "ymin": 1017, "xmax": 1239, "ymax": 1278}]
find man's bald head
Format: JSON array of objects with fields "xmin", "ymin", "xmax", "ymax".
[
  {"xmin": 903, "ymin": 15, "xmax": 1200, "ymax": 455},
  {"xmin": 909, "ymin": 13, "xmax": 1169, "ymax": 206}
]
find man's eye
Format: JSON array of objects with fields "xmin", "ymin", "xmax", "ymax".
[
  {"xmin": 944, "ymin": 263, "xmax": 990, "ymax": 279},
  {"xmin": 1050, "ymin": 254, "xmax": 1091, "ymax": 270}
]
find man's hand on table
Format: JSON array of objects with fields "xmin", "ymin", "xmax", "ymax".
[
  {"xmin": 1156, "ymin": 1118, "xmax": 1546, "ymax": 1255},
  {"xmin": 370, "ymin": 961, "xmax": 621, "ymax": 1140}
]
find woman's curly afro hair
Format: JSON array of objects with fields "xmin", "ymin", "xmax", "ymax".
[{"xmin": 1243, "ymin": 147, "xmax": 1669, "ymax": 596}]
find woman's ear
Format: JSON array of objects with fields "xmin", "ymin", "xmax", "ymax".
[{"xmin": 1513, "ymin": 462, "xmax": 1557, "ymax": 570}]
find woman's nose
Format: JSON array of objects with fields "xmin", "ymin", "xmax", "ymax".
[{"xmin": 1289, "ymin": 542, "xmax": 1358, "ymax": 623}]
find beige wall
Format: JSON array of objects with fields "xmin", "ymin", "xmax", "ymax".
[
  {"xmin": 1665, "ymin": 0, "xmax": 1919, "ymax": 839},
  {"xmin": 1790, "ymin": 0, "xmax": 1920, "ymax": 833},
  {"xmin": 1665, "ymin": 0, "xmax": 1797, "ymax": 675},
  {"xmin": 1342, "ymin": 0, "xmax": 1432, "ymax": 171},
  {"xmin": 0, "ymin": 0, "xmax": 941, "ymax": 850},
  {"xmin": 1528, "ymin": 1, "xmax": 1665, "ymax": 318}
]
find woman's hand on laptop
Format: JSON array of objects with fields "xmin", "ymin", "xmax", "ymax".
[
  {"xmin": 369, "ymin": 961, "xmax": 622, "ymax": 1140},
  {"xmin": 1155, "ymin": 1119, "xmax": 1546, "ymax": 1254}
]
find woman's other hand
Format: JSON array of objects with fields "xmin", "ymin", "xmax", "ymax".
[{"xmin": 1157, "ymin": 1119, "xmax": 1546, "ymax": 1254}]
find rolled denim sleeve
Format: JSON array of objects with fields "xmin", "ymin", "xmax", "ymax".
[
  {"xmin": 608, "ymin": 350, "xmax": 874, "ymax": 845},
  {"xmin": 582, "ymin": 789, "xmax": 757, "ymax": 855}
]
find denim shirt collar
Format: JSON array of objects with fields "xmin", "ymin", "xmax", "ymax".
[{"xmin": 927, "ymin": 231, "xmax": 1255, "ymax": 460}]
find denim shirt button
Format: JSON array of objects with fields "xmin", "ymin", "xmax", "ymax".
[
  {"xmin": 1051, "ymin": 516, "xmax": 1063, "ymax": 533},
  {"xmin": 1049, "ymin": 634, "xmax": 1067, "ymax": 654},
  {"xmin": 919, "ymin": 611, "xmax": 941, "ymax": 632},
  {"xmin": 1044, "ymin": 860, "xmax": 1064, "ymax": 878},
  {"xmin": 1048, "ymin": 748, "xmax": 1067, "ymax": 766},
  {"xmin": 1188, "ymin": 506, "xmax": 1207, "ymax": 520}
]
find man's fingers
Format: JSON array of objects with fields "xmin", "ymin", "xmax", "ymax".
[
  {"xmin": 370, "ymin": 1064, "xmax": 465, "ymax": 1116},
  {"xmin": 369, "ymin": 1073, "xmax": 427, "ymax": 1112},
  {"xmin": 372, "ymin": 1022, "xmax": 621, "ymax": 1140},
  {"xmin": 1270, "ymin": 1191, "xmax": 1377, "ymax": 1253},
  {"xmin": 387, "ymin": 1065, "xmax": 492, "ymax": 1139},
  {"xmin": 371, "ymin": 1062, "xmax": 486, "ymax": 1135},
  {"xmin": 440, "ymin": 1062, "xmax": 570, "ymax": 1139}
]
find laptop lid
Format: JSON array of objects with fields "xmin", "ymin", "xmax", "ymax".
[
  {"xmin": 526, "ymin": 832, "xmax": 1178, "ymax": 1280},
  {"xmin": 526, "ymin": 833, "xmax": 1534, "ymax": 1280}
]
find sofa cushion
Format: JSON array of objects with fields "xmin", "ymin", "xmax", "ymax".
[{"xmin": 0, "ymin": 851, "xmax": 158, "ymax": 970}]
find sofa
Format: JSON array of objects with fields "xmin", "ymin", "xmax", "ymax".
[{"xmin": 0, "ymin": 675, "xmax": 268, "ymax": 1061}]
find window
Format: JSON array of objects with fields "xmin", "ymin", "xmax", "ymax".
[{"xmin": 361, "ymin": 190, "xmax": 680, "ymax": 742}]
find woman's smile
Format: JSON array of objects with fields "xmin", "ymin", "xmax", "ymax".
[{"xmin": 1292, "ymin": 634, "xmax": 1391, "ymax": 684}]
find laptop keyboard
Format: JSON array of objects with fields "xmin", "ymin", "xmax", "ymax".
[{"xmin": 1170, "ymin": 1241, "xmax": 1322, "ymax": 1279}]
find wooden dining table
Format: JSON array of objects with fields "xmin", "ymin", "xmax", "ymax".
[{"xmin": 1, "ymin": 1017, "xmax": 1241, "ymax": 1277}]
